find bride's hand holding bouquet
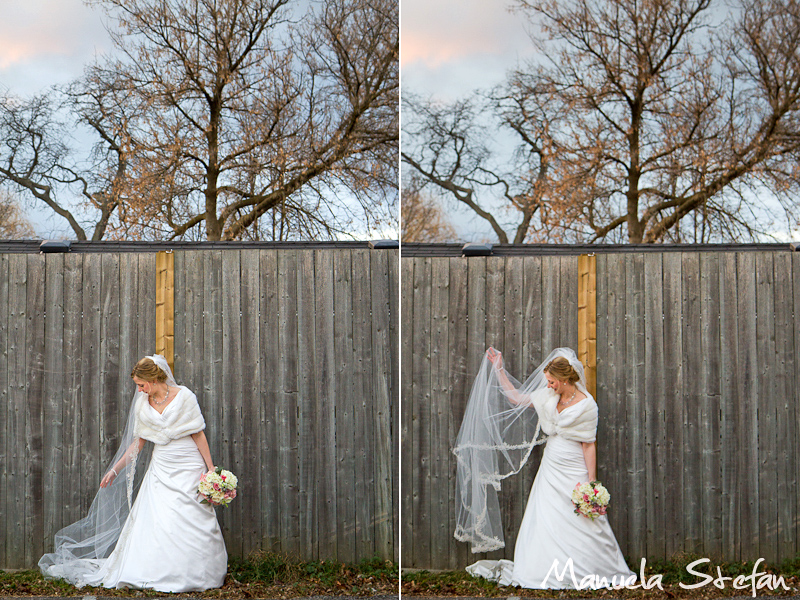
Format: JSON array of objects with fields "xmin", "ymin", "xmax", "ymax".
[
  {"xmin": 198, "ymin": 467, "xmax": 238, "ymax": 507},
  {"xmin": 572, "ymin": 480, "xmax": 610, "ymax": 520}
]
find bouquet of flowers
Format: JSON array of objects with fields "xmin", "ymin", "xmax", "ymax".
[
  {"xmin": 198, "ymin": 467, "xmax": 238, "ymax": 507},
  {"xmin": 571, "ymin": 480, "xmax": 610, "ymax": 520}
]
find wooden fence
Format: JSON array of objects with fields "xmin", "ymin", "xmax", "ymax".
[
  {"xmin": 0, "ymin": 245, "xmax": 398, "ymax": 569},
  {"xmin": 401, "ymin": 249, "xmax": 800, "ymax": 569}
]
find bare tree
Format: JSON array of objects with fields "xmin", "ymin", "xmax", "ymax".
[
  {"xmin": 0, "ymin": 92, "xmax": 125, "ymax": 240},
  {"xmin": 404, "ymin": 0, "xmax": 800, "ymax": 244},
  {"xmin": 401, "ymin": 180, "xmax": 458, "ymax": 242},
  {"xmin": 0, "ymin": 189, "xmax": 35, "ymax": 239},
  {"xmin": 80, "ymin": 0, "xmax": 398, "ymax": 241},
  {"xmin": 401, "ymin": 95, "xmax": 554, "ymax": 244}
]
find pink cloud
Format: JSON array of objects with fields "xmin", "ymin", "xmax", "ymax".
[
  {"xmin": 0, "ymin": 38, "xmax": 70, "ymax": 70},
  {"xmin": 402, "ymin": 32, "xmax": 500, "ymax": 67},
  {"xmin": 401, "ymin": 0, "xmax": 533, "ymax": 68}
]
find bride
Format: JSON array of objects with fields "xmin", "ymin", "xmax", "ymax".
[
  {"xmin": 454, "ymin": 347, "xmax": 633, "ymax": 589},
  {"xmin": 39, "ymin": 355, "xmax": 228, "ymax": 592}
]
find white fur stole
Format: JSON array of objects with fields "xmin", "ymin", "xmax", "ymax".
[
  {"xmin": 133, "ymin": 386, "xmax": 206, "ymax": 445},
  {"xmin": 531, "ymin": 387, "xmax": 598, "ymax": 443}
]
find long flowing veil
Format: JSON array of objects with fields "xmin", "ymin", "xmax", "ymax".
[
  {"xmin": 453, "ymin": 347, "xmax": 588, "ymax": 553},
  {"xmin": 39, "ymin": 355, "xmax": 177, "ymax": 583}
]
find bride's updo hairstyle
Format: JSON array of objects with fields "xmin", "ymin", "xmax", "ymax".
[
  {"xmin": 131, "ymin": 357, "xmax": 168, "ymax": 383},
  {"xmin": 544, "ymin": 356, "xmax": 580, "ymax": 385}
]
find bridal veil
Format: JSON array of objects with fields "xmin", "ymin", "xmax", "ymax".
[{"xmin": 453, "ymin": 347, "xmax": 588, "ymax": 553}]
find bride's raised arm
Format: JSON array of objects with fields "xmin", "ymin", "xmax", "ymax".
[{"xmin": 486, "ymin": 348, "xmax": 530, "ymax": 406}]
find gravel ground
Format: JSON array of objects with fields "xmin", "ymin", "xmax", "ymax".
[{"xmin": 0, "ymin": 596, "xmax": 399, "ymax": 600}]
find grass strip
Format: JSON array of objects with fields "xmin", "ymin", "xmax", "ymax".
[
  {"xmin": 401, "ymin": 553, "xmax": 800, "ymax": 598},
  {"xmin": 0, "ymin": 552, "xmax": 398, "ymax": 598}
]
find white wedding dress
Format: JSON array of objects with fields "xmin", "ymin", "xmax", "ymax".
[
  {"xmin": 82, "ymin": 433, "xmax": 228, "ymax": 591},
  {"xmin": 41, "ymin": 380, "xmax": 228, "ymax": 593},
  {"xmin": 467, "ymin": 395, "xmax": 634, "ymax": 588}
]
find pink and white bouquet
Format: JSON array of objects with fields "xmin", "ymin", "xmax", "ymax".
[
  {"xmin": 198, "ymin": 467, "xmax": 238, "ymax": 507},
  {"xmin": 571, "ymin": 480, "xmax": 610, "ymax": 520}
]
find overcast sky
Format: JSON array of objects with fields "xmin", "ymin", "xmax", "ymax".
[
  {"xmin": 0, "ymin": 1, "xmax": 113, "ymax": 237},
  {"xmin": 0, "ymin": 1, "xmax": 112, "ymax": 97},
  {"xmin": 401, "ymin": 0, "xmax": 535, "ymax": 102},
  {"xmin": 401, "ymin": 0, "xmax": 541, "ymax": 240}
]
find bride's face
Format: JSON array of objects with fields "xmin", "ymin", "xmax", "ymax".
[
  {"xmin": 133, "ymin": 376, "xmax": 153, "ymax": 395},
  {"xmin": 545, "ymin": 373, "xmax": 560, "ymax": 392}
]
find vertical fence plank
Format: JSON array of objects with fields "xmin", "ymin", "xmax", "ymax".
[
  {"xmin": 625, "ymin": 253, "xmax": 645, "ymax": 560},
  {"xmin": 260, "ymin": 250, "xmax": 281, "ymax": 552},
  {"xmin": 388, "ymin": 250, "xmax": 400, "ymax": 564},
  {"xmin": 541, "ymin": 256, "xmax": 561, "ymax": 352},
  {"xmin": 755, "ymin": 252, "xmax": 778, "ymax": 563},
  {"xmin": 297, "ymin": 249, "xmax": 317, "ymax": 558},
  {"xmin": 181, "ymin": 252, "xmax": 205, "ymax": 400},
  {"xmin": 662, "ymin": 252, "xmax": 684, "ymax": 557},
  {"xmin": 561, "ymin": 255, "xmax": 578, "ymax": 349},
  {"xmin": 793, "ymin": 253, "xmax": 800, "ymax": 557},
  {"xmin": 0, "ymin": 255, "xmax": 8, "ymax": 566},
  {"xmin": 278, "ymin": 250, "xmax": 300, "ymax": 556},
  {"xmin": 699, "ymin": 253, "xmax": 722, "ymax": 557},
  {"xmin": 772, "ymin": 251, "xmax": 795, "ymax": 562},
  {"xmin": 62, "ymin": 254, "xmax": 83, "ymax": 530},
  {"xmin": 484, "ymin": 257, "xmax": 508, "ymax": 560},
  {"xmin": 736, "ymin": 252, "xmax": 759, "ymax": 559},
  {"xmin": 594, "ymin": 254, "xmax": 610, "ymax": 519},
  {"xmin": 520, "ymin": 255, "xmax": 544, "ymax": 533},
  {"xmin": 24, "ymin": 255, "xmax": 45, "ymax": 565},
  {"xmin": 137, "ymin": 254, "xmax": 157, "ymax": 358},
  {"xmin": 99, "ymin": 254, "xmax": 121, "ymax": 494},
  {"xmin": 429, "ymin": 258, "xmax": 450, "ymax": 565},
  {"xmin": 447, "ymin": 257, "xmax": 470, "ymax": 568},
  {"xmin": 603, "ymin": 254, "xmax": 627, "ymax": 551},
  {"xmin": 221, "ymin": 251, "xmax": 243, "ymax": 557},
  {"xmin": 239, "ymin": 249, "xmax": 262, "ymax": 556},
  {"xmin": 681, "ymin": 253, "xmax": 702, "ymax": 554},
  {"xmin": 351, "ymin": 250, "xmax": 374, "ymax": 559},
  {"xmin": 118, "ymin": 254, "xmax": 139, "ymax": 427},
  {"xmin": 80, "ymin": 254, "xmax": 101, "ymax": 518},
  {"xmin": 643, "ymin": 253, "xmax": 666, "ymax": 559},
  {"xmin": 7, "ymin": 254, "xmax": 27, "ymax": 567},
  {"xmin": 202, "ymin": 250, "xmax": 224, "ymax": 538},
  {"xmin": 370, "ymin": 249, "xmax": 394, "ymax": 560},
  {"xmin": 42, "ymin": 254, "xmax": 64, "ymax": 558},
  {"xmin": 503, "ymin": 257, "xmax": 524, "ymax": 555},
  {"xmin": 578, "ymin": 255, "xmax": 598, "ymax": 398},
  {"xmin": 333, "ymin": 250, "xmax": 355, "ymax": 562},
  {"xmin": 411, "ymin": 256, "xmax": 432, "ymax": 567},
  {"xmin": 400, "ymin": 256, "xmax": 414, "ymax": 565},
  {"xmin": 719, "ymin": 252, "xmax": 740, "ymax": 559}
]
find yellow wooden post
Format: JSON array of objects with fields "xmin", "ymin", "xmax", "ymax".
[
  {"xmin": 577, "ymin": 254, "xmax": 597, "ymax": 398},
  {"xmin": 155, "ymin": 251, "xmax": 175, "ymax": 373}
]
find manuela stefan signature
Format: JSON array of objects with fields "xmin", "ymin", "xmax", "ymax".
[{"xmin": 542, "ymin": 557, "xmax": 790, "ymax": 597}]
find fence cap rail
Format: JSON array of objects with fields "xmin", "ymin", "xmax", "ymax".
[
  {"xmin": 0, "ymin": 239, "xmax": 399, "ymax": 253},
  {"xmin": 401, "ymin": 242, "xmax": 799, "ymax": 256}
]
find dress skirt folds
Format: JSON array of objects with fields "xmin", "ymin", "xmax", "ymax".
[
  {"xmin": 468, "ymin": 402, "xmax": 633, "ymax": 588},
  {"xmin": 81, "ymin": 436, "xmax": 228, "ymax": 592}
]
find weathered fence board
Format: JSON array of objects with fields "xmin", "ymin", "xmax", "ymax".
[
  {"xmin": 1, "ymin": 247, "xmax": 398, "ymax": 569},
  {"xmin": 402, "ymin": 250, "xmax": 800, "ymax": 569}
]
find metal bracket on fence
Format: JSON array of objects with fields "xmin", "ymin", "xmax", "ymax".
[
  {"xmin": 368, "ymin": 239, "xmax": 399, "ymax": 249},
  {"xmin": 461, "ymin": 242, "xmax": 493, "ymax": 256},
  {"xmin": 791, "ymin": 242, "xmax": 800, "ymax": 252},
  {"xmin": 39, "ymin": 240, "xmax": 72, "ymax": 253}
]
